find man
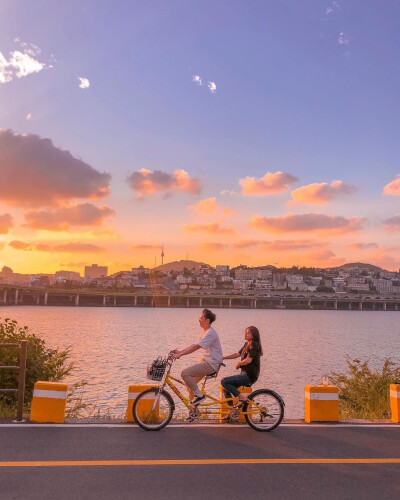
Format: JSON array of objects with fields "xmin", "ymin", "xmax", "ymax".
[{"xmin": 172, "ymin": 308, "xmax": 223, "ymax": 405}]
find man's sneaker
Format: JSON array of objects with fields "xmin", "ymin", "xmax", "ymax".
[
  {"xmin": 186, "ymin": 408, "xmax": 200, "ymax": 422},
  {"xmin": 189, "ymin": 395, "xmax": 206, "ymax": 406}
]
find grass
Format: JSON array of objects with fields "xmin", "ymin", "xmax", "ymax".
[{"xmin": 329, "ymin": 357, "xmax": 400, "ymax": 420}]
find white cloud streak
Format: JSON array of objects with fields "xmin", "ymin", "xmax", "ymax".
[
  {"xmin": 208, "ymin": 81, "xmax": 217, "ymax": 93},
  {"xmin": 78, "ymin": 77, "xmax": 90, "ymax": 89},
  {"xmin": 0, "ymin": 39, "xmax": 51, "ymax": 84}
]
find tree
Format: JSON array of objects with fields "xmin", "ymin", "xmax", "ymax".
[{"xmin": 0, "ymin": 318, "xmax": 74, "ymax": 408}]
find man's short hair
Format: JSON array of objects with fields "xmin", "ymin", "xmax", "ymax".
[{"xmin": 202, "ymin": 308, "xmax": 216, "ymax": 324}]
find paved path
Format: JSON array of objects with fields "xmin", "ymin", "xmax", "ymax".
[{"xmin": 0, "ymin": 424, "xmax": 399, "ymax": 499}]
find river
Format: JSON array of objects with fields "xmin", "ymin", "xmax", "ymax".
[{"xmin": 1, "ymin": 306, "xmax": 399, "ymax": 418}]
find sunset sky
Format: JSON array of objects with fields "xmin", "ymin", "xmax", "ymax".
[{"xmin": 1, "ymin": 0, "xmax": 400, "ymax": 274}]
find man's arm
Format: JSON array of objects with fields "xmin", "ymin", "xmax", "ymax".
[
  {"xmin": 223, "ymin": 352, "xmax": 240, "ymax": 360},
  {"xmin": 172, "ymin": 344, "xmax": 201, "ymax": 360}
]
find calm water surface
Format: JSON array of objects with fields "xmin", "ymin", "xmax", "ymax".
[{"xmin": 1, "ymin": 306, "xmax": 399, "ymax": 418}]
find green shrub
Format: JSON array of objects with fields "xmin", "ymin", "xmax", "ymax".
[
  {"xmin": 0, "ymin": 317, "xmax": 74, "ymax": 409},
  {"xmin": 329, "ymin": 357, "xmax": 400, "ymax": 420}
]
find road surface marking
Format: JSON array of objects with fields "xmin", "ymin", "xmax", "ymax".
[{"xmin": 0, "ymin": 458, "xmax": 399, "ymax": 467}]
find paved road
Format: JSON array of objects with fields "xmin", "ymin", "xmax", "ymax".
[{"xmin": 0, "ymin": 424, "xmax": 399, "ymax": 500}]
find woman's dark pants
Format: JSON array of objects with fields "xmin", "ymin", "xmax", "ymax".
[{"xmin": 221, "ymin": 374, "xmax": 251, "ymax": 405}]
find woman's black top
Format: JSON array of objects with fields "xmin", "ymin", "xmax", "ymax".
[{"xmin": 239, "ymin": 341, "xmax": 261, "ymax": 384}]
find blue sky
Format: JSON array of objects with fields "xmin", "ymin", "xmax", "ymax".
[{"xmin": 0, "ymin": 0, "xmax": 399, "ymax": 273}]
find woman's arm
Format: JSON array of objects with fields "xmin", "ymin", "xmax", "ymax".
[
  {"xmin": 223, "ymin": 352, "xmax": 241, "ymax": 360},
  {"xmin": 235, "ymin": 357, "xmax": 253, "ymax": 370}
]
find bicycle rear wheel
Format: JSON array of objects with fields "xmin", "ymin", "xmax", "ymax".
[
  {"xmin": 133, "ymin": 388, "xmax": 174, "ymax": 431},
  {"xmin": 244, "ymin": 389, "xmax": 284, "ymax": 432}
]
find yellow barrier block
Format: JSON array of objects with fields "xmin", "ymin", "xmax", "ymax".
[
  {"xmin": 390, "ymin": 384, "xmax": 400, "ymax": 423},
  {"xmin": 126, "ymin": 384, "xmax": 158, "ymax": 422},
  {"xmin": 30, "ymin": 381, "xmax": 68, "ymax": 423},
  {"xmin": 305, "ymin": 385, "xmax": 339, "ymax": 423},
  {"xmin": 219, "ymin": 386, "xmax": 252, "ymax": 423}
]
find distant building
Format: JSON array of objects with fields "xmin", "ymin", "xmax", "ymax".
[
  {"xmin": 235, "ymin": 268, "xmax": 272, "ymax": 280},
  {"xmin": 85, "ymin": 264, "xmax": 108, "ymax": 281},
  {"xmin": 55, "ymin": 270, "xmax": 82, "ymax": 282},
  {"xmin": 216, "ymin": 265, "xmax": 230, "ymax": 276},
  {"xmin": 0, "ymin": 266, "xmax": 31, "ymax": 285}
]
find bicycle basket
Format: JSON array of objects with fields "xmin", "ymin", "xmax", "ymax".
[{"xmin": 146, "ymin": 356, "xmax": 167, "ymax": 381}]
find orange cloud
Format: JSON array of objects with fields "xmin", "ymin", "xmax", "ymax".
[
  {"xmin": 8, "ymin": 240, "xmax": 104, "ymax": 253},
  {"xmin": 301, "ymin": 249, "xmax": 345, "ymax": 267},
  {"xmin": 346, "ymin": 242, "xmax": 378, "ymax": 250},
  {"xmin": 24, "ymin": 203, "xmax": 116, "ymax": 231},
  {"xmin": 184, "ymin": 222, "xmax": 235, "ymax": 235},
  {"xmin": 383, "ymin": 174, "xmax": 400, "ymax": 195},
  {"xmin": 0, "ymin": 130, "xmax": 111, "ymax": 207},
  {"xmin": 8, "ymin": 240, "xmax": 51, "ymax": 251},
  {"xmin": 129, "ymin": 244, "xmax": 162, "ymax": 250},
  {"xmin": 9, "ymin": 240, "xmax": 31, "ymax": 250},
  {"xmin": 53, "ymin": 243, "xmax": 104, "ymax": 253},
  {"xmin": 383, "ymin": 215, "xmax": 400, "ymax": 231},
  {"xmin": 59, "ymin": 262, "xmax": 90, "ymax": 268},
  {"xmin": 288, "ymin": 180, "xmax": 354, "ymax": 206},
  {"xmin": 198, "ymin": 242, "xmax": 228, "ymax": 252},
  {"xmin": 188, "ymin": 197, "xmax": 218, "ymax": 214},
  {"xmin": 232, "ymin": 240, "xmax": 260, "ymax": 249},
  {"xmin": 127, "ymin": 168, "xmax": 201, "ymax": 198},
  {"xmin": 250, "ymin": 213, "xmax": 364, "ymax": 235},
  {"xmin": 188, "ymin": 197, "xmax": 235, "ymax": 216},
  {"xmin": 366, "ymin": 247, "xmax": 399, "ymax": 271},
  {"xmin": 261, "ymin": 239, "xmax": 325, "ymax": 251},
  {"xmin": 0, "ymin": 213, "xmax": 13, "ymax": 234},
  {"xmin": 239, "ymin": 171, "xmax": 298, "ymax": 196}
]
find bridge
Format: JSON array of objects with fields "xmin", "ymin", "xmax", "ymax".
[{"xmin": 1, "ymin": 285, "xmax": 399, "ymax": 311}]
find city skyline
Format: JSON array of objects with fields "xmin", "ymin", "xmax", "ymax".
[{"xmin": 1, "ymin": 1, "xmax": 400, "ymax": 274}]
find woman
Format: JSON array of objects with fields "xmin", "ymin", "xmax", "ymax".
[{"xmin": 221, "ymin": 325, "xmax": 263, "ymax": 417}]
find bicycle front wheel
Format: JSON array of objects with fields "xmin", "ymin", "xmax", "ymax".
[
  {"xmin": 244, "ymin": 389, "xmax": 284, "ymax": 432},
  {"xmin": 133, "ymin": 388, "xmax": 175, "ymax": 431}
]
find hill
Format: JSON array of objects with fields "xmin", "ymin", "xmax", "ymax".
[
  {"xmin": 333, "ymin": 262, "xmax": 384, "ymax": 273},
  {"xmin": 155, "ymin": 260, "xmax": 212, "ymax": 272}
]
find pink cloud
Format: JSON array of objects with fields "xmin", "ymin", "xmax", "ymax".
[
  {"xmin": 24, "ymin": 203, "xmax": 116, "ymax": 231},
  {"xmin": 288, "ymin": 180, "xmax": 354, "ymax": 206},
  {"xmin": 346, "ymin": 242, "xmax": 378, "ymax": 250},
  {"xmin": 184, "ymin": 222, "xmax": 235, "ymax": 235},
  {"xmin": 198, "ymin": 242, "xmax": 228, "ymax": 252},
  {"xmin": 239, "ymin": 171, "xmax": 298, "ymax": 196},
  {"xmin": 250, "ymin": 213, "xmax": 364, "ymax": 235},
  {"xmin": 383, "ymin": 174, "xmax": 400, "ymax": 195},
  {"xmin": 261, "ymin": 239, "xmax": 325, "ymax": 251},
  {"xmin": 0, "ymin": 129, "xmax": 111, "ymax": 207},
  {"xmin": 0, "ymin": 213, "xmax": 13, "ymax": 234},
  {"xmin": 127, "ymin": 168, "xmax": 201, "ymax": 199},
  {"xmin": 383, "ymin": 215, "xmax": 400, "ymax": 231}
]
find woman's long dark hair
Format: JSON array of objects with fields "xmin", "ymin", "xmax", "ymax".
[{"xmin": 247, "ymin": 325, "xmax": 263, "ymax": 356}]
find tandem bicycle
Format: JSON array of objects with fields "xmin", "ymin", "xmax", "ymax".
[{"xmin": 132, "ymin": 352, "xmax": 285, "ymax": 432}]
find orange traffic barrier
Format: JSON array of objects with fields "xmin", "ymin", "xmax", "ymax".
[
  {"xmin": 126, "ymin": 384, "xmax": 158, "ymax": 422},
  {"xmin": 305, "ymin": 385, "xmax": 339, "ymax": 423},
  {"xmin": 390, "ymin": 384, "xmax": 400, "ymax": 423},
  {"xmin": 30, "ymin": 381, "xmax": 68, "ymax": 423}
]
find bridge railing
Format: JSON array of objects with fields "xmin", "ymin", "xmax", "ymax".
[{"xmin": 0, "ymin": 341, "xmax": 27, "ymax": 421}]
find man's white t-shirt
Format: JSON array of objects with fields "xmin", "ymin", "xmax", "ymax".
[{"xmin": 195, "ymin": 326, "xmax": 223, "ymax": 372}]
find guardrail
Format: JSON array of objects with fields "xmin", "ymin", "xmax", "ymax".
[{"xmin": 0, "ymin": 341, "xmax": 27, "ymax": 421}]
